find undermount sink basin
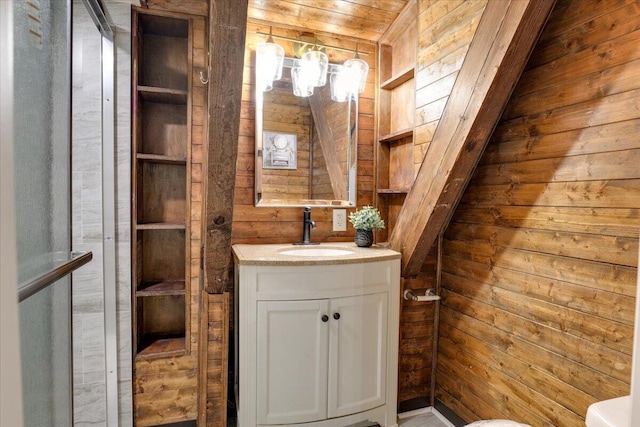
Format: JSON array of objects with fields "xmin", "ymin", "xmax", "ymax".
[{"xmin": 278, "ymin": 247, "xmax": 355, "ymax": 257}]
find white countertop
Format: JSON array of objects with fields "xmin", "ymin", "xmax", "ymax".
[{"xmin": 232, "ymin": 242, "xmax": 401, "ymax": 266}]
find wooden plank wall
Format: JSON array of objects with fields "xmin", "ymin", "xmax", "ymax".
[
  {"xmin": 133, "ymin": 9, "xmax": 207, "ymax": 426},
  {"xmin": 437, "ymin": 0, "xmax": 640, "ymax": 425},
  {"xmin": 203, "ymin": 293, "xmax": 229, "ymax": 426},
  {"xmin": 396, "ymin": 0, "xmax": 488, "ymax": 407},
  {"xmin": 414, "ymin": 0, "xmax": 487, "ymax": 175},
  {"xmin": 233, "ymin": 21, "xmax": 377, "ymax": 244},
  {"xmin": 398, "ymin": 243, "xmax": 438, "ymax": 404}
]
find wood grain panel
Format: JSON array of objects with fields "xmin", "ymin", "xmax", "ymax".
[
  {"xmin": 481, "ymin": 119, "xmax": 640, "ymax": 166},
  {"xmin": 140, "ymin": 102, "xmax": 187, "ymax": 157},
  {"xmin": 505, "ymin": 58, "xmax": 640, "ymax": 121},
  {"xmin": 438, "ymin": 335, "xmax": 585, "ymax": 427},
  {"xmin": 143, "ymin": 0, "xmax": 208, "ymax": 16},
  {"xmin": 442, "ymin": 253, "xmax": 635, "ymax": 326},
  {"xmin": 440, "ymin": 305, "xmax": 630, "ymax": 403},
  {"xmin": 493, "ymin": 88, "xmax": 640, "ymax": 143},
  {"xmin": 452, "ymin": 205, "xmax": 640, "ymax": 238},
  {"xmin": 442, "ymin": 270, "xmax": 633, "ymax": 354},
  {"xmin": 247, "ymin": 0, "xmax": 407, "ymax": 42},
  {"xmin": 134, "ymin": 352, "xmax": 199, "ymax": 426},
  {"xmin": 437, "ymin": 1, "xmax": 640, "ymax": 424},
  {"xmin": 203, "ymin": 293, "xmax": 229, "ymax": 427},
  {"xmin": 446, "ymin": 222, "xmax": 638, "ymax": 267},
  {"xmin": 417, "ymin": 8, "xmax": 484, "ymax": 71},
  {"xmin": 461, "ymin": 179, "xmax": 640, "ymax": 209},
  {"xmin": 439, "ymin": 321, "xmax": 594, "ymax": 418},
  {"xmin": 513, "ymin": 27, "xmax": 640, "ymax": 99}
]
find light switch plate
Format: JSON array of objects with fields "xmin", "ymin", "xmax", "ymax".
[{"xmin": 333, "ymin": 209, "xmax": 347, "ymax": 231}]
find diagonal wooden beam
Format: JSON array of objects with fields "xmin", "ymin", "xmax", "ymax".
[
  {"xmin": 204, "ymin": 0, "xmax": 248, "ymax": 293},
  {"xmin": 389, "ymin": 0, "xmax": 556, "ymax": 277},
  {"xmin": 308, "ymin": 89, "xmax": 348, "ymax": 201}
]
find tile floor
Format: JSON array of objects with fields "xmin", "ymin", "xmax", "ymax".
[
  {"xmin": 398, "ymin": 409, "xmax": 456, "ymax": 427},
  {"xmin": 228, "ymin": 408, "xmax": 456, "ymax": 427}
]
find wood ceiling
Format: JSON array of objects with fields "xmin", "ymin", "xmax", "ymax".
[{"xmin": 246, "ymin": 0, "xmax": 410, "ymax": 42}]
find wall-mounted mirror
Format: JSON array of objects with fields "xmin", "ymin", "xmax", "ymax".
[{"xmin": 255, "ymin": 58, "xmax": 358, "ymax": 207}]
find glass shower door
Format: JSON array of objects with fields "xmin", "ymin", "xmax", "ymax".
[{"xmin": 11, "ymin": 0, "xmax": 74, "ymax": 425}]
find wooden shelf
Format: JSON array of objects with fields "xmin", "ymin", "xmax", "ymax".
[
  {"xmin": 138, "ymin": 85, "xmax": 188, "ymax": 104},
  {"xmin": 380, "ymin": 67, "xmax": 415, "ymax": 90},
  {"xmin": 135, "ymin": 336, "xmax": 186, "ymax": 359},
  {"xmin": 136, "ymin": 222, "xmax": 186, "ymax": 230},
  {"xmin": 378, "ymin": 188, "xmax": 410, "ymax": 194},
  {"xmin": 136, "ymin": 280, "xmax": 186, "ymax": 297},
  {"xmin": 136, "ymin": 153, "xmax": 187, "ymax": 164},
  {"xmin": 379, "ymin": 128, "xmax": 413, "ymax": 143}
]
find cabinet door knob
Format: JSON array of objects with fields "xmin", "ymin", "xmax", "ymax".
[
  {"xmin": 321, "ymin": 315, "xmax": 329, "ymax": 322},
  {"xmin": 333, "ymin": 312, "xmax": 341, "ymax": 320}
]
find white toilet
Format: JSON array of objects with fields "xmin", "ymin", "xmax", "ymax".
[
  {"xmin": 584, "ymin": 241, "xmax": 640, "ymax": 427},
  {"xmin": 585, "ymin": 395, "xmax": 630, "ymax": 427},
  {"xmin": 465, "ymin": 421, "xmax": 531, "ymax": 427}
]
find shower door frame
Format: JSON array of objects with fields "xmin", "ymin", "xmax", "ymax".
[
  {"xmin": 75, "ymin": 0, "xmax": 120, "ymax": 425},
  {"xmin": 0, "ymin": 1, "xmax": 23, "ymax": 425}
]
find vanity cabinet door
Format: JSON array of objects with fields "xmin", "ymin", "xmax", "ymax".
[
  {"xmin": 328, "ymin": 292, "xmax": 388, "ymax": 418},
  {"xmin": 257, "ymin": 299, "xmax": 330, "ymax": 425}
]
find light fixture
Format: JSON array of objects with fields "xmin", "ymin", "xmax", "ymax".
[
  {"xmin": 343, "ymin": 50, "xmax": 369, "ymax": 94},
  {"xmin": 330, "ymin": 65, "xmax": 350, "ymax": 102},
  {"xmin": 255, "ymin": 32, "xmax": 368, "ymax": 101},
  {"xmin": 255, "ymin": 28, "xmax": 284, "ymax": 92},
  {"xmin": 291, "ymin": 60, "xmax": 314, "ymax": 97},
  {"xmin": 301, "ymin": 48, "xmax": 328, "ymax": 88}
]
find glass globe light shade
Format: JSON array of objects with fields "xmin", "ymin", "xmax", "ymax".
[
  {"xmin": 343, "ymin": 57, "xmax": 369, "ymax": 94},
  {"xmin": 301, "ymin": 50, "xmax": 328, "ymax": 87},
  {"xmin": 256, "ymin": 38, "xmax": 284, "ymax": 92},
  {"xmin": 291, "ymin": 63, "xmax": 314, "ymax": 97},
  {"xmin": 330, "ymin": 66, "xmax": 350, "ymax": 102}
]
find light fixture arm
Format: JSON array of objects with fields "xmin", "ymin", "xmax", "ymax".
[
  {"xmin": 281, "ymin": 57, "xmax": 341, "ymax": 74},
  {"xmin": 265, "ymin": 26, "xmax": 275, "ymax": 44},
  {"xmin": 255, "ymin": 31, "xmax": 369, "ymax": 56}
]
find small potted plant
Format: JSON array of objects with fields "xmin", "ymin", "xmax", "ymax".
[{"xmin": 348, "ymin": 206, "xmax": 385, "ymax": 247}]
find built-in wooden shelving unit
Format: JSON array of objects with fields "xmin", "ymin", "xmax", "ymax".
[
  {"xmin": 376, "ymin": 0, "xmax": 418, "ymax": 242},
  {"xmin": 132, "ymin": 10, "xmax": 192, "ymax": 359}
]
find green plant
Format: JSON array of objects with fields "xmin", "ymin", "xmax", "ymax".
[{"xmin": 348, "ymin": 206, "xmax": 385, "ymax": 231}]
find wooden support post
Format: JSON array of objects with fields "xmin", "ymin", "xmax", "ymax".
[{"xmin": 204, "ymin": 0, "xmax": 248, "ymax": 293}]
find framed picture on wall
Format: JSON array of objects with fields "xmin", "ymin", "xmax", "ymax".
[{"xmin": 263, "ymin": 131, "xmax": 297, "ymax": 170}]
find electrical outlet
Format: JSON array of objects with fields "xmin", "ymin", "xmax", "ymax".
[{"xmin": 333, "ymin": 209, "xmax": 347, "ymax": 231}]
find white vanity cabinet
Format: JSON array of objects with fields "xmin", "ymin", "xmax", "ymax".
[
  {"xmin": 233, "ymin": 243, "xmax": 401, "ymax": 427},
  {"xmin": 258, "ymin": 293, "xmax": 388, "ymax": 424}
]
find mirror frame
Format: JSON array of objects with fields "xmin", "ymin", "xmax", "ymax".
[{"xmin": 255, "ymin": 57, "xmax": 358, "ymax": 208}]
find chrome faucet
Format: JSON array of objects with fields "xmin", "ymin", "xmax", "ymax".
[{"xmin": 295, "ymin": 207, "xmax": 319, "ymax": 245}]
